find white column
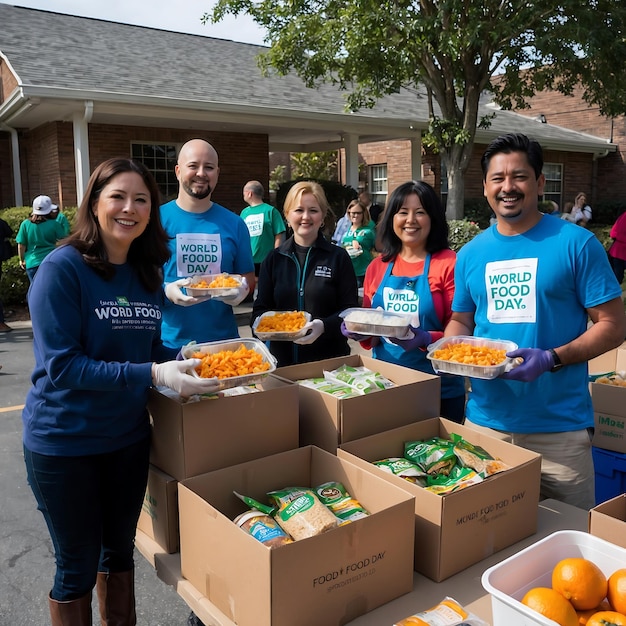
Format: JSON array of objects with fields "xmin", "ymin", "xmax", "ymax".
[
  {"xmin": 73, "ymin": 101, "xmax": 93, "ymax": 203},
  {"xmin": 343, "ymin": 133, "xmax": 360, "ymax": 191}
]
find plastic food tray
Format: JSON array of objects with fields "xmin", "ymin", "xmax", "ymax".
[
  {"xmin": 346, "ymin": 247, "xmax": 363, "ymax": 258},
  {"xmin": 252, "ymin": 310, "xmax": 311, "ymax": 341},
  {"xmin": 426, "ymin": 335, "xmax": 517, "ymax": 379},
  {"xmin": 182, "ymin": 338, "xmax": 277, "ymax": 390},
  {"xmin": 185, "ymin": 274, "xmax": 242, "ymax": 297},
  {"xmin": 340, "ymin": 307, "xmax": 411, "ymax": 338},
  {"xmin": 482, "ymin": 530, "xmax": 626, "ymax": 626}
]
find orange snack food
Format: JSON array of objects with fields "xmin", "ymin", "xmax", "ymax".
[
  {"xmin": 192, "ymin": 344, "xmax": 270, "ymax": 379},
  {"xmin": 189, "ymin": 274, "xmax": 240, "ymax": 289},
  {"xmin": 256, "ymin": 311, "xmax": 307, "ymax": 333},
  {"xmin": 431, "ymin": 342, "xmax": 506, "ymax": 367}
]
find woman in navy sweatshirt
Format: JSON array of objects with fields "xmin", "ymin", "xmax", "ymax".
[{"xmin": 22, "ymin": 158, "xmax": 219, "ymax": 625}]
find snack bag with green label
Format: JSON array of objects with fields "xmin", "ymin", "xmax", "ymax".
[{"xmin": 267, "ymin": 487, "xmax": 338, "ymax": 540}]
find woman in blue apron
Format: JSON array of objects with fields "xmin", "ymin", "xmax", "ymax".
[{"xmin": 341, "ymin": 180, "xmax": 466, "ymax": 422}]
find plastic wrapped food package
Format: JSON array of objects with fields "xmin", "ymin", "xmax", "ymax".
[{"xmin": 267, "ymin": 487, "xmax": 339, "ymax": 540}]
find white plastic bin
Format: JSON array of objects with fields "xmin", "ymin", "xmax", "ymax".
[{"xmin": 481, "ymin": 530, "xmax": 626, "ymax": 626}]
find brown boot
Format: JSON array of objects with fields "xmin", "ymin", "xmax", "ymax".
[
  {"xmin": 48, "ymin": 590, "xmax": 93, "ymax": 625},
  {"xmin": 96, "ymin": 570, "xmax": 136, "ymax": 626}
]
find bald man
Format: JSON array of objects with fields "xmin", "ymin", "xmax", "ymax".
[
  {"xmin": 241, "ymin": 180, "xmax": 285, "ymax": 276},
  {"xmin": 160, "ymin": 139, "xmax": 255, "ymax": 348}
]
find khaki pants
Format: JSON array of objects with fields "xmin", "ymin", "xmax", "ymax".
[{"xmin": 464, "ymin": 419, "xmax": 595, "ymax": 510}]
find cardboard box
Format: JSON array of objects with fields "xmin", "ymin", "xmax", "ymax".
[
  {"xmin": 338, "ymin": 418, "xmax": 542, "ymax": 582},
  {"xmin": 588, "ymin": 342, "xmax": 626, "ymax": 380},
  {"xmin": 589, "ymin": 343, "xmax": 626, "ymax": 453},
  {"xmin": 589, "ymin": 493, "xmax": 626, "ymax": 549},
  {"xmin": 275, "ymin": 354, "xmax": 440, "ymax": 452},
  {"xmin": 482, "ymin": 530, "xmax": 626, "ymax": 626},
  {"xmin": 136, "ymin": 465, "xmax": 179, "ymax": 553},
  {"xmin": 148, "ymin": 375, "xmax": 299, "ymax": 481},
  {"xmin": 178, "ymin": 445, "xmax": 416, "ymax": 626},
  {"xmin": 593, "ymin": 411, "xmax": 626, "ymax": 453},
  {"xmin": 592, "ymin": 446, "xmax": 626, "ymax": 505}
]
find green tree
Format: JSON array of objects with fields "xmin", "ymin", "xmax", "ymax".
[
  {"xmin": 204, "ymin": 0, "xmax": 626, "ymax": 219},
  {"xmin": 290, "ymin": 151, "xmax": 338, "ymax": 180}
]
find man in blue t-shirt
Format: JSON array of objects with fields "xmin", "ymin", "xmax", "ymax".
[
  {"xmin": 160, "ymin": 139, "xmax": 255, "ymax": 348},
  {"xmin": 447, "ymin": 133, "xmax": 626, "ymax": 509}
]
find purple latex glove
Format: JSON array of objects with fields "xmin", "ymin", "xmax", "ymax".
[
  {"xmin": 388, "ymin": 326, "xmax": 432, "ymax": 352},
  {"xmin": 340, "ymin": 321, "xmax": 372, "ymax": 342},
  {"xmin": 499, "ymin": 348, "xmax": 554, "ymax": 382}
]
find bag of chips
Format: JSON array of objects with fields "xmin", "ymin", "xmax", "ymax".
[
  {"xmin": 314, "ymin": 481, "xmax": 369, "ymax": 524},
  {"xmin": 404, "ymin": 437, "xmax": 457, "ymax": 475}
]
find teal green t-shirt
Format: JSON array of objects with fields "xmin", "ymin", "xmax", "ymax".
[
  {"xmin": 341, "ymin": 225, "xmax": 376, "ymax": 277},
  {"xmin": 241, "ymin": 203, "xmax": 286, "ymax": 263},
  {"xmin": 16, "ymin": 217, "xmax": 67, "ymax": 269}
]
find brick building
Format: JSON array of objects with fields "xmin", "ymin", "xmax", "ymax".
[{"xmin": 0, "ymin": 4, "xmax": 616, "ymax": 216}]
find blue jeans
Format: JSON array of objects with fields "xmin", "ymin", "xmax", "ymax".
[
  {"xmin": 26, "ymin": 265, "xmax": 39, "ymax": 283},
  {"xmin": 24, "ymin": 437, "xmax": 150, "ymax": 601}
]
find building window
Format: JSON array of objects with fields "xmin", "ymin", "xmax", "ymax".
[
  {"xmin": 369, "ymin": 164, "xmax": 388, "ymax": 205},
  {"xmin": 542, "ymin": 163, "xmax": 563, "ymax": 209},
  {"xmin": 131, "ymin": 143, "xmax": 179, "ymax": 201}
]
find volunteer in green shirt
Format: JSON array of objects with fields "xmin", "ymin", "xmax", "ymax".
[
  {"xmin": 17, "ymin": 195, "xmax": 67, "ymax": 283},
  {"xmin": 241, "ymin": 180, "xmax": 286, "ymax": 276}
]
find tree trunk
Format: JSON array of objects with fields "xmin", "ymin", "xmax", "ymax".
[{"xmin": 443, "ymin": 157, "xmax": 467, "ymax": 220}]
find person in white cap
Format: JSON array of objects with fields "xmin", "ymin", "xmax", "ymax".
[{"xmin": 16, "ymin": 195, "xmax": 67, "ymax": 283}]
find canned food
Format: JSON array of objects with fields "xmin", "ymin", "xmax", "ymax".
[{"xmin": 233, "ymin": 510, "xmax": 293, "ymax": 548}]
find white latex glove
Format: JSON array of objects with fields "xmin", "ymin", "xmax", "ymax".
[
  {"xmin": 164, "ymin": 278, "xmax": 212, "ymax": 307},
  {"xmin": 212, "ymin": 277, "xmax": 249, "ymax": 306},
  {"xmin": 152, "ymin": 359, "xmax": 220, "ymax": 397},
  {"xmin": 293, "ymin": 319, "xmax": 324, "ymax": 345}
]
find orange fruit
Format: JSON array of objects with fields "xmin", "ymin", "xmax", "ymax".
[
  {"xmin": 586, "ymin": 610, "xmax": 626, "ymax": 626},
  {"xmin": 522, "ymin": 587, "xmax": 579, "ymax": 626},
  {"xmin": 552, "ymin": 558, "xmax": 608, "ymax": 610},
  {"xmin": 608, "ymin": 569, "xmax": 626, "ymax": 614},
  {"xmin": 578, "ymin": 601, "xmax": 612, "ymax": 625}
]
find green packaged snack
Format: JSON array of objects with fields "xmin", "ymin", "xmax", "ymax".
[
  {"xmin": 404, "ymin": 437, "xmax": 457, "ymax": 475},
  {"xmin": 315, "ymin": 481, "xmax": 369, "ymax": 523},
  {"xmin": 232, "ymin": 490, "xmax": 275, "ymax": 516},
  {"xmin": 323, "ymin": 364, "xmax": 395, "ymax": 394},
  {"xmin": 450, "ymin": 433, "xmax": 509, "ymax": 476},
  {"xmin": 267, "ymin": 487, "xmax": 338, "ymax": 540},
  {"xmin": 373, "ymin": 457, "xmax": 428, "ymax": 486}
]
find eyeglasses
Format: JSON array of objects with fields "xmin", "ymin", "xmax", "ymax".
[{"xmin": 348, "ymin": 212, "xmax": 363, "ymax": 216}]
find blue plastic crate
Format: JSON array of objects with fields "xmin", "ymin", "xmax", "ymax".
[{"xmin": 593, "ymin": 446, "xmax": 626, "ymax": 505}]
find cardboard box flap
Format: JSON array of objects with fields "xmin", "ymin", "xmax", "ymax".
[{"xmin": 589, "ymin": 494, "xmax": 626, "ymax": 550}]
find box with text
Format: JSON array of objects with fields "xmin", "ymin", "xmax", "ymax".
[
  {"xmin": 275, "ymin": 354, "xmax": 440, "ymax": 453},
  {"xmin": 178, "ymin": 445, "xmax": 415, "ymax": 626},
  {"xmin": 338, "ymin": 417, "xmax": 542, "ymax": 582}
]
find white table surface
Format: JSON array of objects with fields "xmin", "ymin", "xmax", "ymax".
[{"xmin": 135, "ymin": 498, "xmax": 588, "ymax": 626}]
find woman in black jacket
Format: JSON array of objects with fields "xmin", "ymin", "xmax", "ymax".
[{"xmin": 252, "ymin": 181, "xmax": 359, "ymax": 366}]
